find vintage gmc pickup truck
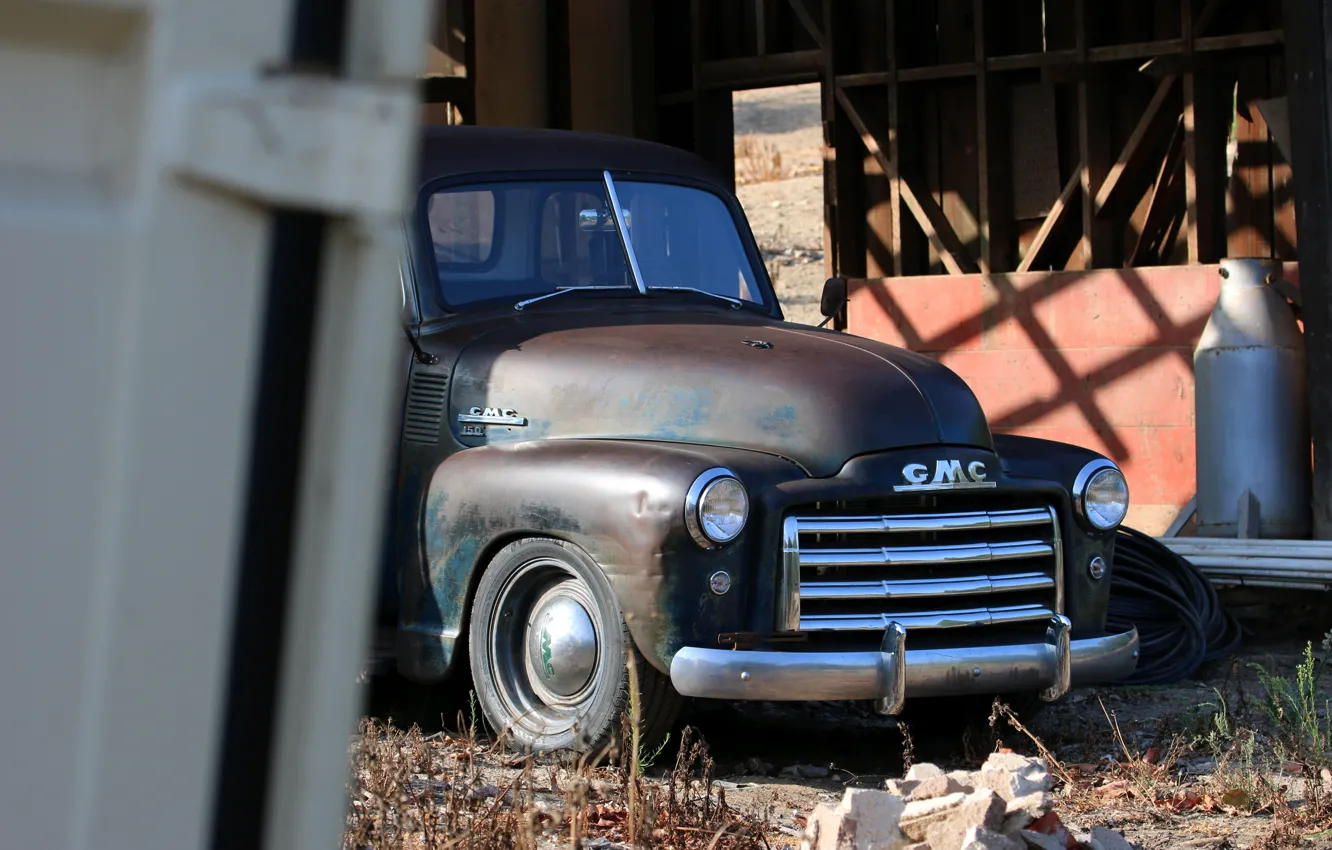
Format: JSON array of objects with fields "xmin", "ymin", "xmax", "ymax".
[{"xmin": 383, "ymin": 125, "xmax": 1139, "ymax": 753}]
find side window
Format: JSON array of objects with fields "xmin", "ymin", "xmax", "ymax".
[
  {"xmin": 428, "ymin": 189, "xmax": 497, "ymax": 268},
  {"xmin": 538, "ymin": 190, "xmax": 628, "ymax": 287}
]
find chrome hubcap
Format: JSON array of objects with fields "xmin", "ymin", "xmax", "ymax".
[{"xmin": 524, "ymin": 584, "xmax": 599, "ymax": 703}]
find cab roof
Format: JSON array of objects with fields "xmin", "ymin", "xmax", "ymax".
[{"xmin": 415, "ymin": 125, "xmax": 730, "ymax": 189}]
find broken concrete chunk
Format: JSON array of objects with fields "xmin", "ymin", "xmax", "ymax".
[
  {"xmin": 800, "ymin": 787, "xmax": 907, "ymax": 850},
  {"xmin": 1001, "ymin": 790, "xmax": 1054, "ymax": 832},
  {"xmin": 905, "ymin": 763, "xmax": 945, "ymax": 781},
  {"xmin": 982, "ymin": 752, "xmax": 1046, "ymax": 775},
  {"xmin": 1088, "ymin": 826, "xmax": 1137, "ymax": 850},
  {"xmin": 905, "ymin": 774, "xmax": 969, "ymax": 802},
  {"xmin": 883, "ymin": 778, "xmax": 918, "ymax": 797},
  {"xmin": 902, "ymin": 789, "xmax": 1004, "ymax": 848},
  {"xmin": 947, "ymin": 769, "xmax": 982, "ymax": 791},
  {"xmin": 978, "ymin": 764, "xmax": 1052, "ymax": 802},
  {"xmin": 964, "ymin": 790, "xmax": 1005, "ymax": 829},
  {"xmin": 901, "ymin": 791, "xmax": 967, "ymax": 824},
  {"xmin": 1005, "ymin": 792, "xmax": 1052, "ymax": 817},
  {"xmin": 963, "ymin": 825, "xmax": 1026, "ymax": 850}
]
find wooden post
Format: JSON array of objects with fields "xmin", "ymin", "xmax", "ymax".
[
  {"xmin": 688, "ymin": 0, "xmax": 734, "ymax": 189},
  {"xmin": 887, "ymin": 0, "xmax": 903, "ymax": 276},
  {"xmin": 1075, "ymin": 0, "xmax": 1111, "ymax": 268},
  {"xmin": 1182, "ymin": 0, "xmax": 1201, "ymax": 263},
  {"xmin": 974, "ymin": 0, "xmax": 991, "ymax": 273},
  {"xmin": 1281, "ymin": 0, "xmax": 1332, "ymax": 539},
  {"xmin": 472, "ymin": 0, "xmax": 548, "ymax": 127},
  {"xmin": 820, "ymin": 0, "xmax": 838, "ymax": 282},
  {"xmin": 568, "ymin": 0, "xmax": 637, "ymax": 136}
]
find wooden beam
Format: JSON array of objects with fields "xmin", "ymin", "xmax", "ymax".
[
  {"xmin": 820, "ymin": 0, "xmax": 836, "ymax": 281},
  {"xmin": 974, "ymin": 0, "xmax": 992, "ymax": 272},
  {"xmin": 835, "ymin": 87, "xmax": 979, "ymax": 275},
  {"xmin": 420, "ymin": 75, "xmax": 472, "ymax": 106},
  {"xmin": 1127, "ymin": 116, "xmax": 1186, "ymax": 266},
  {"xmin": 897, "ymin": 62, "xmax": 978, "ymax": 83},
  {"xmin": 784, "ymin": 0, "xmax": 825, "ymax": 50},
  {"xmin": 754, "ymin": 0, "xmax": 766, "ymax": 56},
  {"xmin": 833, "ymin": 30, "xmax": 1281, "ymax": 88},
  {"xmin": 698, "ymin": 49, "xmax": 822, "ymax": 90},
  {"xmin": 887, "ymin": 0, "xmax": 903, "ymax": 276},
  {"xmin": 1281, "ymin": 0, "xmax": 1332, "ymax": 538},
  {"xmin": 1016, "ymin": 166, "xmax": 1082, "ymax": 273},
  {"xmin": 1182, "ymin": 0, "xmax": 1200, "ymax": 263},
  {"xmin": 1093, "ymin": 75, "xmax": 1178, "ymax": 216},
  {"xmin": 472, "ymin": 0, "xmax": 547, "ymax": 127},
  {"xmin": 1076, "ymin": 0, "xmax": 1112, "ymax": 267}
]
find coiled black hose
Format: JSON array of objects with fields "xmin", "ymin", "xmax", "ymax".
[{"xmin": 1106, "ymin": 526, "xmax": 1243, "ymax": 684}]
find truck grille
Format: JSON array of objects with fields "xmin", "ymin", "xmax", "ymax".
[{"xmin": 780, "ymin": 496, "xmax": 1062, "ymax": 639}]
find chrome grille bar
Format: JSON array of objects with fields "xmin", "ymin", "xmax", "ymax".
[
  {"xmin": 800, "ymin": 571, "xmax": 1055, "ymax": 600},
  {"xmin": 799, "ymin": 604, "xmax": 1055, "ymax": 632},
  {"xmin": 777, "ymin": 501, "xmax": 1062, "ymax": 635},
  {"xmin": 799, "ymin": 539, "xmax": 1053, "ymax": 569},
  {"xmin": 796, "ymin": 507, "xmax": 1051, "ymax": 535}
]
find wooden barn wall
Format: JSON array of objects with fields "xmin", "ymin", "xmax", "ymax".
[
  {"xmin": 438, "ymin": 0, "xmax": 1297, "ymax": 535},
  {"xmin": 639, "ymin": 0, "xmax": 1296, "ymax": 536}
]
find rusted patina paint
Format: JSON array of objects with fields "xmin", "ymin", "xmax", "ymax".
[
  {"xmin": 397, "ymin": 439, "xmax": 806, "ymax": 679},
  {"xmin": 446, "ymin": 313, "xmax": 994, "ymax": 477}
]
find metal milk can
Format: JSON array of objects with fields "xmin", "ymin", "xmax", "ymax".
[{"xmin": 1194, "ymin": 257, "xmax": 1310, "ymax": 538}]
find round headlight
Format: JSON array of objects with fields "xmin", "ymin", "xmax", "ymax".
[
  {"xmin": 685, "ymin": 468, "xmax": 749, "ymax": 547},
  {"xmin": 1074, "ymin": 460, "xmax": 1129, "ymax": 531}
]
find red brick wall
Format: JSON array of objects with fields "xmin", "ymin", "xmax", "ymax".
[{"xmin": 847, "ymin": 263, "xmax": 1301, "ymax": 535}]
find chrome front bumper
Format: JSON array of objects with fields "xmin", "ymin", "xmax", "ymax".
[{"xmin": 667, "ymin": 617, "xmax": 1138, "ymax": 713}]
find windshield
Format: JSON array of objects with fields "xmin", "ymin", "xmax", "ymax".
[{"xmin": 422, "ymin": 175, "xmax": 767, "ymax": 311}]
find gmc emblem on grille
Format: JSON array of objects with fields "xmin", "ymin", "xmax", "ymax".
[{"xmin": 895, "ymin": 459, "xmax": 998, "ymax": 492}]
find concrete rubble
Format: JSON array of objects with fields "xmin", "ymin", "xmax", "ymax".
[{"xmin": 799, "ymin": 752, "xmax": 1141, "ymax": 850}]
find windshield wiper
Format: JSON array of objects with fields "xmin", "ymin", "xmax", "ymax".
[
  {"xmin": 647, "ymin": 286, "xmax": 742, "ymax": 310},
  {"xmin": 513, "ymin": 286, "xmax": 630, "ymax": 312}
]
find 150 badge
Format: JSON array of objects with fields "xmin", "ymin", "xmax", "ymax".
[{"xmin": 458, "ymin": 406, "xmax": 528, "ymax": 436}]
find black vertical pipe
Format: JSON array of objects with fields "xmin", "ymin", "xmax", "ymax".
[
  {"xmin": 1282, "ymin": 0, "xmax": 1332, "ymax": 538},
  {"xmin": 209, "ymin": 3, "xmax": 350, "ymax": 849}
]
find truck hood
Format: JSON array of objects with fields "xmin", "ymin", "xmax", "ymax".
[{"xmin": 448, "ymin": 313, "xmax": 993, "ymax": 477}]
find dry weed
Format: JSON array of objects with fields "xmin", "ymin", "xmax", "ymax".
[
  {"xmin": 734, "ymin": 136, "xmax": 786, "ymax": 185},
  {"xmin": 345, "ymin": 662, "xmax": 771, "ymax": 850}
]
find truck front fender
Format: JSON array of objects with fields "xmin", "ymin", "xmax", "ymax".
[{"xmin": 397, "ymin": 439, "xmax": 804, "ymax": 682}]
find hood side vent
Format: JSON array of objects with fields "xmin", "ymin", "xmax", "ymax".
[{"xmin": 404, "ymin": 371, "xmax": 449, "ymax": 444}]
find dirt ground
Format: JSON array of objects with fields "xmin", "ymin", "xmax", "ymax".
[{"xmin": 358, "ymin": 604, "xmax": 1332, "ymax": 849}]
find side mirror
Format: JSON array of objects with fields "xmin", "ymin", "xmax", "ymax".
[{"xmin": 820, "ymin": 276, "xmax": 848, "ymax": 319}]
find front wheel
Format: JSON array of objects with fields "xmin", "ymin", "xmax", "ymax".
[{"xmin": 468, "ymin": 537, "xmax": 681, "ymax": 754}]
